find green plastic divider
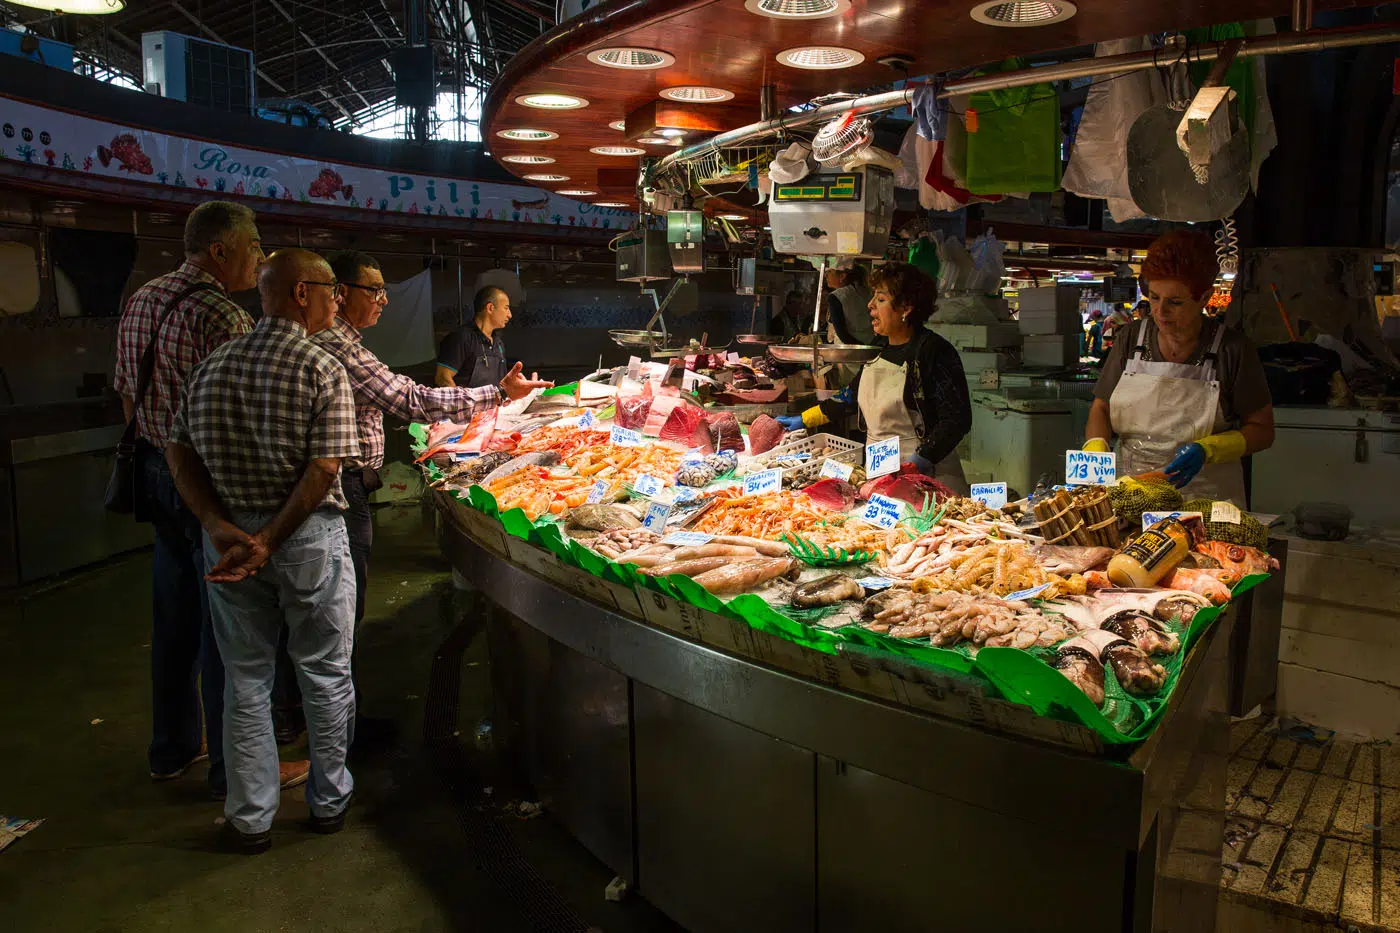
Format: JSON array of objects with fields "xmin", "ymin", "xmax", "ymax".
[{"xmin": 542, "ymin": 382, "xmax": 578, "ymax": 398}]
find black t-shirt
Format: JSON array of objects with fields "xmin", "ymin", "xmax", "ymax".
[{"xmin": 437, "ymin": 323, "xmax": 507, "ymax": 388}]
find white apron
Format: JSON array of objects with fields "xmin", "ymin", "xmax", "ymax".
[
  {"xmin": 858, "ymin": 354, "xmax": 969, "ymax": 495},
  {"xmin": 1107, "ymin": 319, "xmax": 1247, "ymax": 504}
]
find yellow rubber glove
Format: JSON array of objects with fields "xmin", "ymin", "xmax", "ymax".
[
  {"xmin": 801, "ymin": 405, "xmax": 830, "ymax": 430},
  {"xmin": 1082, "ymin": 437, "xmax": 1111, "ymax": 453},
  {"xmin": 1196, "ymin": 430, "xmax": 1247, "ymax": 464}
]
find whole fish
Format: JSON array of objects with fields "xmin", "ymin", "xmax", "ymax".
[
  {"xmin": 481, "ymin": 451, "xmax": 561, "ymax": 487},
  {"xmin": 566, "ymin": 503, "xmax": 642, "ymax": 532},
  {"xmin": 791, "ymin": 574, "xmax": 864, "ymax": 609},
  {"xmin": 692, "ymin": 557, "xmax": 800, "ymax": 596}
]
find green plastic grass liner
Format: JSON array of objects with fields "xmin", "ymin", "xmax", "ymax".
[
  {"xmin": 839, "ymin": 625, "xmax": 977, "ymax": 676},
  {"xmin": 542, "ymin": 382, "xmax": 579, "ymax": 397}
]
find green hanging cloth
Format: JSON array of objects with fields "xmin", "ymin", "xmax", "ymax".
[{"xmin": 964, "ymin": 58, "xmax": 1063, "ymax": 195}]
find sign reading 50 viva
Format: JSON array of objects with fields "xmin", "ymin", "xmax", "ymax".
[{"xmin": 0, "ymin": 93, "xmax": 635, "ymax": 229}]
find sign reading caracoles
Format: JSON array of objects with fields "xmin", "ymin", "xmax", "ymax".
[{"xmin": 0, "ymin": 94, "xmax": 636, "ymax": 229}]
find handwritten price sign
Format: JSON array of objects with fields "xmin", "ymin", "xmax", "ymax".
[
  {"xmin": 578, "ymin": 410, "xmax": 596, "ymax": 430},
  {"xmin": 866, "ymin": 436, "xmax": 901, "ymax": 479},
  {"xmin": 611, "ymin": 425, "xmax": 643, "ymax": 447},
  {"xmin": 633, "ymin": 473, "xmax": 663, "ymax": 498},
  {"xmin": 642, "ymin": 502, "xmax": 672, "ymax": 532},
  {"xmin": 820, "ymin": 458, "xmax": 854, "ymax": 481},
  {"xmin": 970, "ymin": 482, "xmax": 1008, "ymax": 510},
  {"xmin": 661, "ymin": 531, "xmax": 713, "ymax": 547},
  {"xmin": 857, "ymin": 494, "xmax": 904, "ymax": 529},
  {"xmin": 1065, "ymin": 449, "xmax": 1116, "ymax": 486},
  {"xmin": 586, "ymin": 480, "xmax": 610, "ymax": 504},
  {"xmin": 743, "ymin": 468, "xmax": 783, "ymax": 496}
]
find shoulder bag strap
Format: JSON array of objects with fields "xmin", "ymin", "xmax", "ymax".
[{"xmin": 125, "ymin": 281, "xmax": 222, "ymax": 435}]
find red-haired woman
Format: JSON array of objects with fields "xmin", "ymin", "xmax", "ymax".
[{"xmin": 1084, "ymin": 230, "xmax": 1274, "ymax": 502}]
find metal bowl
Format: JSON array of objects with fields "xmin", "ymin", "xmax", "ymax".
[
  {"xmin": 768, "ymin": 343, "xmax": 881, "ymax": 364},
  {"xmin": 609, "ymin": 329, "xmax": 663, "ymax": 348},
  {"xmin": 734, "ymin": 333, "xmax": 782, "ymax": 346}
]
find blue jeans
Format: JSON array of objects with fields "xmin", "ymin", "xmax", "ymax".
[
  {"xmin": 142, "ymin": 449, "xmax": 225, "ymax": 794},
  {"xmin": 204, "ymin": 510, "xmax": 356, "ymax": 834}
]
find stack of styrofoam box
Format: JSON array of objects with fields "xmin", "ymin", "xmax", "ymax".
[
  {"xmin": 928, "ymin": 322, "xmax": 1023, "ymax": 390},
  {"xmin": 1016, "ymin": 285, "xmax": 1082, "ymax": 368}
]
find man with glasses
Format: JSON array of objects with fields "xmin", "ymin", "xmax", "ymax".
[
  {"xmin": 114, "ymin": 200, "xmax": 309, "ymax": 799},
  {"xmin": 166, "ymin": 249, "xmax": 360, "ymax": 853},
  {"xmin": 314, "ymin": 251, "xmax": 550, "ymax": 755}
]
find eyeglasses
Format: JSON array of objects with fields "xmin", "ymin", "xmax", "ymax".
[
  {"xmin": 342, "ymin": 282, "xmax": 388, "ymax": 300},
  {"xmin": 300, "ymin": 279, "xmax": 340, "ymax": 291}
]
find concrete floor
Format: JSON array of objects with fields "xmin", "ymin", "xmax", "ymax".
[{"xmin": 0, "ymin": 503, "xmax": 675, "ymax": 933}]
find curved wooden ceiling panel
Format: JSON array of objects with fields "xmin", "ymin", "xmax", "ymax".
[{"xmin": 484, "ymin": 0, "xmax": 1364, "ymax": 209}]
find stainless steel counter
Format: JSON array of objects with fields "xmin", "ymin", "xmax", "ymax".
[{"xmin": 435, "ymin": 490, "xmax": 1232, "ymax": 933}]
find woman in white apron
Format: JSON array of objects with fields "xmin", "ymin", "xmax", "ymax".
[
  {"xmin": 1084, "ymin": 230, "xmax": 1275, "ymax": 504},
  {"xmin": 778, "ymin": 262, "xmax": 972, "ymax": 494}
]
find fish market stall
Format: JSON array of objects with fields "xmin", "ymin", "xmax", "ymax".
[{"xmin": 420, "ymin": 390, "xmax": 1274, "ymax": 933}]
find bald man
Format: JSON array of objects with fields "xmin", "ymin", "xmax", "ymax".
[{"xmin": 166, "ymin": 249, "xmax": 360, "ymax": 853}]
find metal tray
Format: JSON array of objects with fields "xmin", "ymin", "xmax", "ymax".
[
  {"xmin": 610, "ymin": 329, "xmax": 664, "ymax": 348},
  {"xmin": 768, "ymin": 343, "xmax": 881, "ymax": 364},
  {"xmin": 734, "ymin": 334, "xmax": 782, "ymax": 346}
]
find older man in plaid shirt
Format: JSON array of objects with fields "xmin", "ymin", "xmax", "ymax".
[{"xmin": 166, "ymin": 249, "xmax": 360, "ymax": 854}]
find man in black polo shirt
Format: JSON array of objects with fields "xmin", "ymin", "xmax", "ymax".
[{"xmin": 435, "ymin": 286, "xmax": 515, "ymax": 388}]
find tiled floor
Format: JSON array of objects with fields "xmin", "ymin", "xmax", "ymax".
[{"xmin": 1223, "ymin": 715, "xmax": 1400, "ymax": 931}]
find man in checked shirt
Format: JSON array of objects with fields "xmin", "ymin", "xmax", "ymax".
[
  {"xmin": 165, "ymin": 249, "xmax": 360, "ymax": 853},
  {"xmin": 314, "ymin": 250, "xmax": 550, "ymax": 752}
]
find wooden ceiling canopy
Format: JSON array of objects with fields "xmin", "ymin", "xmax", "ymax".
[{"xmin": 483, "ymin": 0, "xmax": 1362, "ymax": 213}]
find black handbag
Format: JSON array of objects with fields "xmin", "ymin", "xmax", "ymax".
[{"xmin": 105, "ymin": 282, "xmax": 220, "ymax": 514}]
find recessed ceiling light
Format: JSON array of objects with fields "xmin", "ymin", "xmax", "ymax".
[
  {"xmin": 969, "ymin": 1, "xmax": 1077, "ymax": 27},
  {"xmin": 557, "ymin": 188, "xmax": 598, "ymax": 196},
  {"xmin": 744, "ymin": 0, "xmax": 848, "ymax": 19},
  {"xmin": 660, "ymin": 86, "xmax": 734, "ymax": 103},
  {"xmin": 496, "ymin": 128, "xmax": 559, "ymax": 141},
  {"xmin": 637, "ymin": 136, "xmax": 667, "ymax": 144},
  {"xmin": 586, "ymin": 47, "xmax": 675, "ymax": 70},
  {"xmin": 5, "ymin": 0, "xmax": 124, "ymax": 11},
  {"xmin": 516, "ymin": 93, "xmax": 589, "ymax": 109},
  {"xmin": 595, "ymin": 201, "xmax": 630, "ymax": 208},
  {"xmin": 657, "ymin": 128, "xmax": 686, "ymax": 138},
  {"xmin": 777, "ymin": 46, "xmax": 866, "ymax": 70},
  {"xmin": 590, "ymin": 146, "xmax": 646, "ymax": 156},
  {"xmin": 523, "ymin": 173, "xmax": 570, "ymax": 182},
  {"xmin": 718, "ymin": 214, "xmax": 748, "ymax": 221},
  {"xmin": 608, "ymin": 120, "xmax": 627, "ymax": 131},
  {"xmin": 500, "ymin": 154, "xmax": 556, "ymax": 164}
]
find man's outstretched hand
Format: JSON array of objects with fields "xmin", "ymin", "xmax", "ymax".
[
  {"xmin": 204, "ymin": 520, "xmax": 269, "ymax": 584},
  {"xmin": 500, "ymin": 361, "xmax": 554, "ymax": 401}
]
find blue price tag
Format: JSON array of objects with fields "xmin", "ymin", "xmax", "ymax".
[
  {"xmin": 1141, "ymin": 510, "xmax": 1202, "ymax": 532},
  {"xmin": 586, "ymin": 480, "xmax": 610, "ymax": 504},
  {"xmin": 820, "ymin": 459, "xmax": 854, "ymax": 481},
  {"xmin": 611, "ymin": 425, "xmax": 642, "ymax": 447},
  {"xmin": 743, "ymin": 468, "xmax": 783, "ymax": 496},
  {"xmin": 1065, "ymin": 450, "xmax": 1116, "ymax": 486},
  {"xmin": 633, "ymin": 473, "xmax": 663, "ymax": 498},
  {"xmin": 642, "ymin": 502, "xmax": 672, "ymax": 531},
  {"xmin": 661, "ymin": 531, "xmax": 714, "ymax": 547},
  {"xmin": 1003, "ymin": 582, "xmax": 1053, "ymax": 602},
  {"xmin": 855, "ymin": 576, "xmax": 894, "ymax": 591},
  {"xmin": 865, "ymin": 437, "xmax": 902, "ymax": 479},
  {"xmin": 970, "ymin": 482, "xmax": 1008, "ymax": 510},
  {"xmin": 857, "ymin": 494, "xmax": 904, "ymax": 529},
  {"xmin": 681, "ymin": 448, "xmax": 705, "ymax": 465},
  {"xmin": 578, "ymin": 410, "xmax": 596, "ymax": 430},
  {"xmin": 668, "ymin": 486, "xmax": 700, "ymax": 503},
  {"xmin": 773, "ymin": 452, "xmax": 811, "ymax": 463}
]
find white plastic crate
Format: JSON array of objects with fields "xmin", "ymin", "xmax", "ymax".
[{"xmin": 748, "ymin": 432, "xmax": 863, "ymax": 481}]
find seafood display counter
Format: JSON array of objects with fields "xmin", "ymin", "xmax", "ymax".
[{"xmin": 435, "ymin": 489, "xmax": 1235, "ymax": 933}]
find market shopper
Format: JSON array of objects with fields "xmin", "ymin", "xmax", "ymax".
[
  {"xmin": 823, "ymin": 259, "xmax": 876, "ymax": 346},
  {"xmin": 113, "ymin": 201, "xmax": 304, "ymax": 798},
  {"xmin": 314, "ymin": 251, "xmax": 550, "ymax": 753},
  {"xmin": 165, "ymin": 249, "xmax": 360, "ymax": 853},
  {"xmin": 436, "ymin": 286, "xmax": 539, "ymax": 388},
  {"xmin": 1084, "ymin": 229, "xmax": 1274, "ymax": 503},
  {"xmin": 777, "ymin": 262, "xmax": 972, "ymax": 494}
]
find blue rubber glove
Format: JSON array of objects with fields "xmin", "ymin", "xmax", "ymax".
[
  {"xmin": 909, "ymin": 453, "xmax": 937, "ymax": 477},
  {"xmin": 1164, "ymin": 442, "xmax": 1206, "ymax": 488},
  {"xmin": 775, "ymin": 415, "xmax": 805, "ymax": 431}
]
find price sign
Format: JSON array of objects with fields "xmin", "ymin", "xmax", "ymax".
[
  {"xmin": 668, "ymin": 486, "xmax": 700, "ymax": 503},
  {"xmin": 611, "ymin": 425, "xmax": 642, "ymax": 447},
  {"xmin": 820, "ymin": 459, "xmax": 854, "ymax": 481},
  {"xmin": 855, "ymin": 576, "xmax": 894, "ymax": 591},
  {"xmin": 642, "ymin": 502, "xmax": 672, "ymax": 532},
  {"xmin": 633, "ymin": 473, "xmax": 663, "ymax": 498},
  {"xmin": 866, "ymin": 436, "xmax": 902, "ymax": 479},
  {"xmin": 681, "ymin": 448, "xmax": 705, "ymax": 465},
  {"xmin": 773, "ymin": 452, "xmax": 811, "ymax": 463},
  {"xmin": 743, "ymin": 468, "xmax": 783, "ymax": 496},
  {"xmin": 626, "ymin": 356, "xmax": 642, "ymax": 381},
  {"xmin": 971, "ymin": 482, "xmax": 1008, "ymax": 510},
  {"xmin": 726, "ymin": 352, "xmax": 741, "ymax": 364},
  {"xmin": 1065, "ymin": 449, "xmax": 1116, "ymax": 486},
  {"xmin": 857, "ymin": 494, "xmax": 904, "ymax": 529},
  {"xmin": 1141, "ymin": 511, "xmax": 1202, "ymax": 532},
  {"xmin": 662, "ymin": 531, "xmax": 714, "ymax": 547},
  {"xmin": 578, "ymin": 410, "xmax": 596, "ymax": 430},
  {"xmin": 586, "ymin": 480, "xmax": 610, "ymax": 504},
  {"xmin": 1003, "ymin": 582, "xmax": 1053, "ymax": 602},
  {"xmin": 1211, "ymin": 501, "xmax": 1242, "ymax": 525}
]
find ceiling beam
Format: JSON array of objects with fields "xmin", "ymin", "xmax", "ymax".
[
  {"xmin": 262, "ymin": 0, "xmax": 370, "ymax": 113},
  {"xmin": 168, "ymin": 1, "xmax": 290, "ymax": 97},
  {"xmin": 363, "ymin": 10, "xmax": 400, "ymax": 82}
]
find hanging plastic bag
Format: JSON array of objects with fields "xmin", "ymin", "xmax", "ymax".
[
  {"xmin": 925, "ymin": 112, "xmax": 1003, "ymax": 209},
  {"xmin": 967, "ymin": 232, "xmax": 1006, "ymax": 296},
  {"xmin": 964, "ymin": 59, "xmax": 1063, "ymax": 195}
]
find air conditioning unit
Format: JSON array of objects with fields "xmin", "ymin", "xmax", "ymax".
[{"xmin": 142, "ymin": 31, "xmax": 254, "ymax": 114}]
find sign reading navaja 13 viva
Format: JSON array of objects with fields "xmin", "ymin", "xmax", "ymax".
[{"xmin": 0, "ymin": 94, "xmax": 634, "ymax": 229}]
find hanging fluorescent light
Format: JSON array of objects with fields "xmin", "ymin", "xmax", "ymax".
[
  {"xmin": 516, "ymin": 93, "xmax": 589, "ymax": 109},
  {"xmin": 659, "ymin": 86, "xmax": 735, "ymax": 103},
  {"xmin": 590, "ymin": 146, "xmax": 647, "ymax": 156},
  {"xmin": 969, "ymin": 1, "xmax": 1077, "ymax": 27},
  {"xmin": 4, "ymin": 0, "xmax": 124, "ymax": 12},
  {"xmin": 496, "ymin": 128, "xmax": 559, "ymax": 141},
  {"xmin": 744, "ymin": 0, "xmax": 848, "ymax": 19},
  {"xmin": 586, "ymin": 48, "xmax": 675, "ymax": 70},
  {"xmin": 523, "ymin": 173, "xmax": 571, "ymax": 182},
  {"xmin": 777, "ymin": 46, "xmax": 866, "ymax": 70},
  {"xmin": 500, "ymin": 154, "xmax": 556, "ymax": 164},
  {"xmin": 595, "ymin": 201, "xmax": 630, "ymax": 207},
  {"xmin": 557, "ymin": 189, "xmax": 598, "ymax": 196}
]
